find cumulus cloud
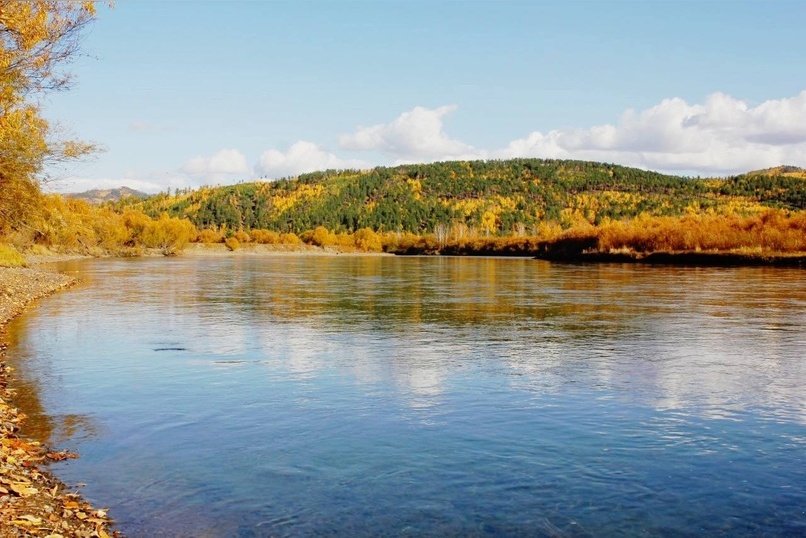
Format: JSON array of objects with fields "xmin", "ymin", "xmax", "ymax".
[
  {"xmin": 256, "ymin": 140, "xmax": 370, "ymax": 179},
  {"xmin": 181, "ymin": 148, "xmax": 251, "ymax": 182},
  {"xmin": 55, "ymin": 90, "xmax": 806, "ymax": 194},
  {"xmin": 496, "ymin": 90, "xmax": 806, "ymax": 175},
  {"xmin": 338, "ymin": 105, "xmax": 485, "ymax": 163}
]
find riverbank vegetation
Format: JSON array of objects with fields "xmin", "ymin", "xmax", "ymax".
[{"xmin": 1, "ymin": 161, "xmax": 805, "ymax": 263}]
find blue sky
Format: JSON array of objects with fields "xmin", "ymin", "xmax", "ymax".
[{"xmin": 44, "ymin": 0, "xmax": 806, "ymax": 193}]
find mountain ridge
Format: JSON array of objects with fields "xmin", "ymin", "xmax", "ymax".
[
  {"xmin": 110, "ymin": 158, "xmax": 806, "ymax": 235},
  {"xmin": 65, "ymin": 186, "xmax": 150, "ymax": 204}
]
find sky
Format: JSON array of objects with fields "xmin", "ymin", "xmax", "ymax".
[{"xmin": 41, "ymin": 0, "xmax": 806, "ymax": 194}]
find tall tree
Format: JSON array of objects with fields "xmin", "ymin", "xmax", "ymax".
[{"xmin": 0, "ymin": 0, "xmax": 99, "ymax": 233}]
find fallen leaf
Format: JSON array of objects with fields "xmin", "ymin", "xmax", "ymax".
[
  {"xmin": 17, "ymin": 514, "xmax": 42, "ymax": 523},
  {"xmin": 9, "ymin": 482, "xmax": 38, "ymax": 497}
]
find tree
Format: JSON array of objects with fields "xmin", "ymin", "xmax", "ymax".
[
  {"xmin": 141, "ymin": 214, "xmax": 196, "ymax": 255},
  {"xmin": 0, "ymin": 1, "xmax": 100, "ymax": 233}
]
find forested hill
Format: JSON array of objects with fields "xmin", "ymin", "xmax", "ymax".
[{"xmin": 117, "ymin": 159, "xmax": 806, "ymax": 235}]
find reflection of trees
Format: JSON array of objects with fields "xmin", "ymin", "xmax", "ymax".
[
  {"xmin": 12, "ymin": 257, "xmax": 806, "ymax": 425},
  {"xmin": 186, "ymin": 257, "xmax": 806, "ymax": 420},
  {"xmin": 3, "ymin": 321, "xmax": 100, "ymax": 445}
]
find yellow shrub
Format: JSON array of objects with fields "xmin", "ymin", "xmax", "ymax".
[
  {"xmin": 0, "ymin": 244, "xmax": 27, "ymax": 267},
  {"xmin": 308, "ymin": 226, "xmax": 336, "ymax": 247},
  {"xmin": 196, "ymin": 228, "xmax": 224, "ymax": 244},
  {"xmin": 279, "ymin": 232, "xmax": 302, "ymax": 245},
  {"xmin": 250, "ymin": 229, "xmax": 281, "ymax": 244},
  {"xmin": 353, "ymin": 228, "xmax": 383, "ymax": 252},
  {"xmin": 142, "ymin": 215, "xmax": 197, "ymax": 255}
]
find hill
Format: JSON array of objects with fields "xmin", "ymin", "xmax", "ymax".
[
  {"xmin": 744, "ymin": 165, "xmax": 806, "ymax": 180},
  {"xmin": 115, "ymin": 159, "xmax": 806, "ymax": 236},
  {"xmin": 66, "ymin": 186, "xmax": 150, "ymax": 204}
]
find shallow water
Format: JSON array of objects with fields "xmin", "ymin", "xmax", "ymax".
[{"xmin": 6, "ymin": 256, "xmax": 806, "ymax": 536}]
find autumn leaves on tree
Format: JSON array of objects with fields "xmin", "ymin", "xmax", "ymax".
[{"xmin": 0, "ymin": 1, "xmax": 97, "ymax": 233}]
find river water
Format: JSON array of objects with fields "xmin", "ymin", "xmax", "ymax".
[{"xmin": 6, "ymin": 256, "xmax": 806, "ymax": 536}]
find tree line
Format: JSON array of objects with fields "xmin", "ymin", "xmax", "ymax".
[{"xmin": 117, "ymin": 159, "xmax": 806, "ymax": 237}]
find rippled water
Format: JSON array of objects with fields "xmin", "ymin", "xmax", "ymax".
[{"xmin": 6, "ymin": 256, "xmax": 806, "ymax": 536}]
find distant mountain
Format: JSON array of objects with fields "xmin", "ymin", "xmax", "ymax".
[
  {"xmin": 744, "ymin": 165, "xmax": 806, "ymax": 180},
  {"xmin": 66, "ymin": 186, "xmax": 150, "ymax": 204}
]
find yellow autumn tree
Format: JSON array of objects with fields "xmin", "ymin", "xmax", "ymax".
[
  {"xmin": 141, "ymin": 214, "xmax": 197, "ymax": 256},
  {"xmin": 0, "ymin": 1, "xmax": 100, "ymax": 234}
]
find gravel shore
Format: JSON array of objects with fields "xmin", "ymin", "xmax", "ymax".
[{"xmin": 0, "ymin": 266, "xmax": 117, "ymax": 537}]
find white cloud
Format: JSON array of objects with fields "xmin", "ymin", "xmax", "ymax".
[
  {"xmin": 338, "ymin": 104, "xmax": 485, "ymax": 163},
  {"xmin": 497, "ymin": 90, "xmax": 806, "ymax": 175},
  {"xmin": 256, "ymin": 140, "xmax": 370, "ymax": 179},
  {"xmin": 181, "ymin": 148, "xmax": 251, "ymax": 182},
  {"xmin": 52, "ymin": 90, "xmax": 806, "ymax": 194}
]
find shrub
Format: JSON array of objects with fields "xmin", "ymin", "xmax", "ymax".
[
  {"xmin": 279, "ymin": 232, "xmax": 302, "ymax": 245},
  {"xmin": 142, "ymin": 214, "xmax": 197, "ymax": 255},
  {"xmin": 250, "ymin": 229, "xmax": 280, "ymax": 244},
  {"xmin": 353, "ymin": 228, "xmax": 383, "ymax": 252},
  {"xmin": 0, "ymin": 244, "xmax": 27, "ymax": 267},
  {"xmin": 225, "ymin": 237, "xmax": 240, "ymax": 251},
  {"xmin": 196, "ymin": 228, "xmax": 225, "ymax": 244},
  {"xmin": 304, "ymin": 226, "xmax": 336, "ymax": 247}
]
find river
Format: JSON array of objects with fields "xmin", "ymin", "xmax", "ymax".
[{"xmin": 6, "ymin": 256, "xmax": 805, "ymax": 536}]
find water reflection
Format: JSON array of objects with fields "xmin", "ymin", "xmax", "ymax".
[
  {"xmin": 5, "ymin": 256, "xmax": 806, "ymax": 536},
  {"xmin": 27, "ymin": 256, "xmax": 803, "ymax": 424},
  {"xmin": 3, "ymin": 319, "xmax": 101, "ymax": 445}
]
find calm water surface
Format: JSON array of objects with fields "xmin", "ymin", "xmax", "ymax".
[{"xmin": 6, "ymin": 256, "xmax": 806, "ymax": 536}]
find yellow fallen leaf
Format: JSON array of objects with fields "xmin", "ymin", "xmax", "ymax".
[
  {"xmin": 9, "ymin": 483, "xmax": 38, "ymax": 497},
  {"xmin": 17, "ymin": 514, "xmax": 42, "ymax": 524},
  {"xmin": 12, "ymin": 515, "xmax": 42, "ymax": 527}
]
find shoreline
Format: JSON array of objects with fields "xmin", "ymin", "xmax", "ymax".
[
  {"xmin": 180, "ymin": 243, "xmax": 392, "ymax": 256},
  {"xmin": 0, "ymin": 266, "xmax": 117, "ymax": 537},
  {"xmin": 532, "ymin": 249, "xmax": 806, "ymax": 267}
]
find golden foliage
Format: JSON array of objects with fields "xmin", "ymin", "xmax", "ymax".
[
  {"xmin": 270, "ymin": 184, "xmax": 323, "ymax": 215},
  {"xmin": 233, "ymin": 230, "xmax": 250, "ymax": 243},
  {"xmin": 279, "ymin": 232, "xmax": 302, "ymax": 245},
  {"xmin": 196, "ymin": 228, "xmax": 224, "ymax": 244},
  {"xmin": 249, "ymin": 229, "xmax": 280, "ymax": 244},
  {"xmin": 307, "ymin": 225, "xmax": 336, "ymax": 247},
  {"xmin": 1, "ymin": 1, "xmax": 101, "ymax": 233},
  {"xmin": 224, "ymin": 237, "xmax": 240, "ymax": 251},
  {"xmin": 559, "ymin": 210, "xmax": 806, "ymax": 254},
  {"xmin": 140, "ymin": 214, "xmax": 196, "ymax": 255},
  {"xmin": 0, "ymin": 243, "xmax": 26, "ymax": 266},
  {"xmin": 353, "ymin": 228, "xmax": 382, "ymax": 252}
]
